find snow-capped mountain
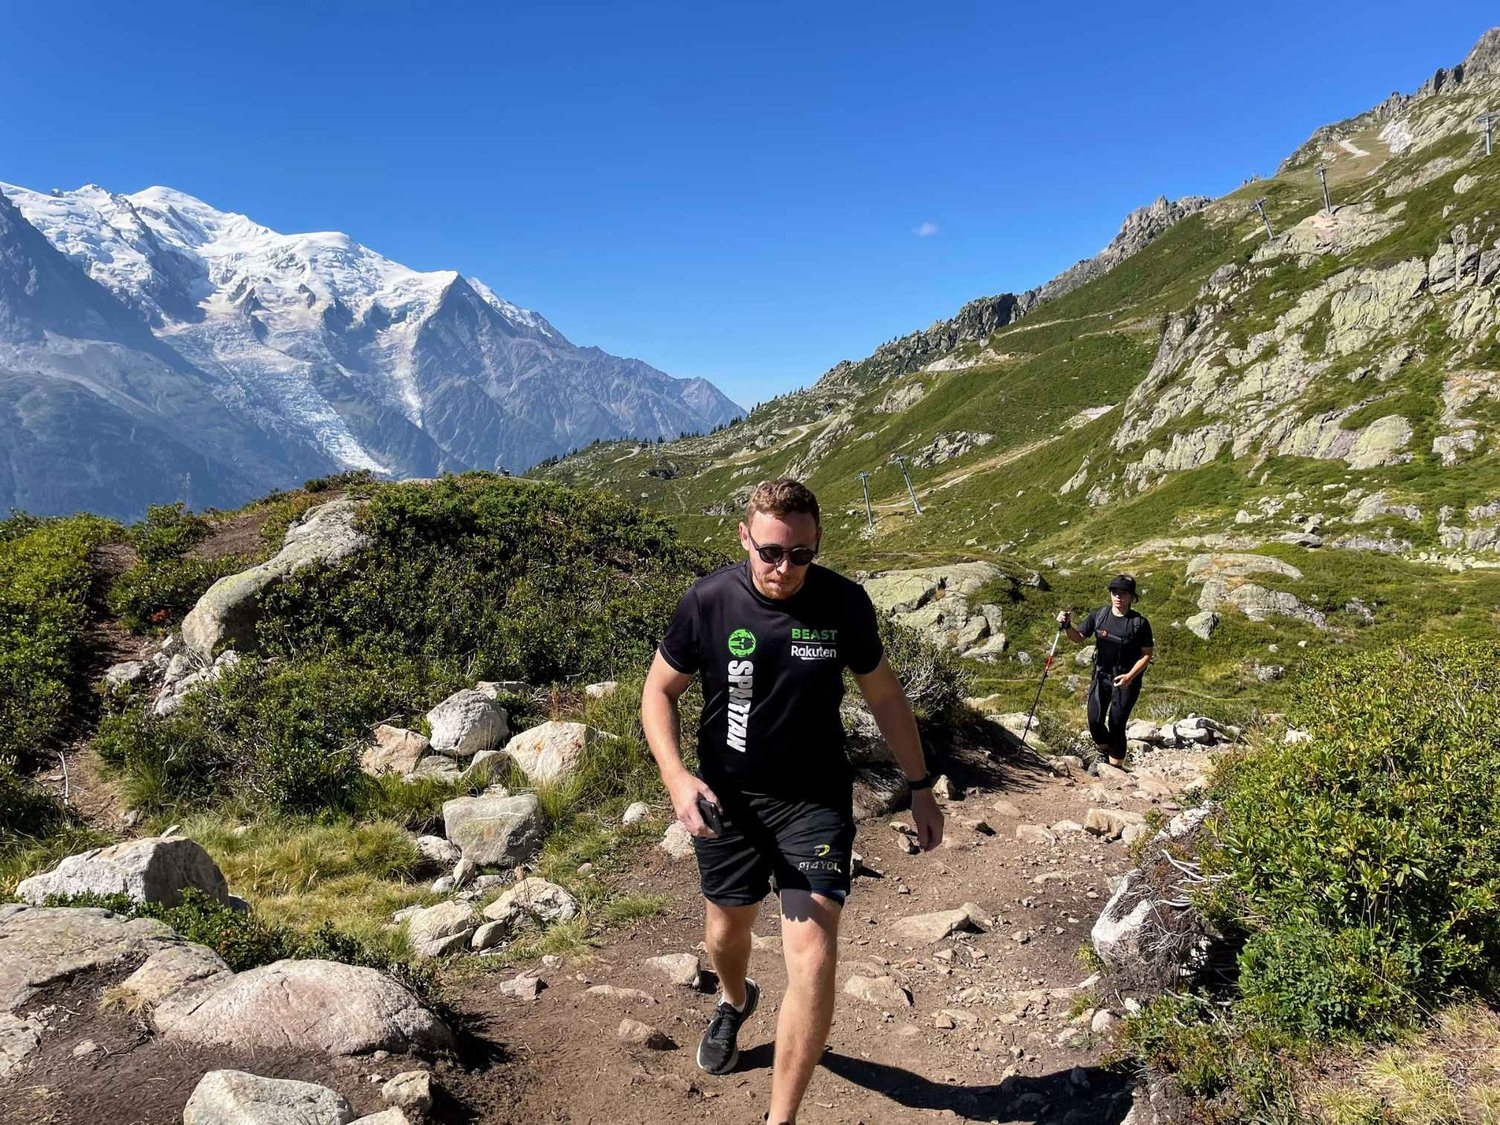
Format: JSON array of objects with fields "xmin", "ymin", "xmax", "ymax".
[{"xmin": 0, "ymin": 181, "xmax": 743, "ymax": 517}]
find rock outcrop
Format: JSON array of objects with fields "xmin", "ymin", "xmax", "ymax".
[
  {"xmin": 182, "ymin": 1069, "xmax": 354, "ymax": 1125},
  {"xmin": 155, "ymin": 958, "xmax": 454, "ymax": 1055},
  {"xmin": 181, "ymin": 499, "xmax": 370, "ymax": 660},
  {"xmin": 15, "ymin": 836, "xmax": 230, "ymax": 907}
]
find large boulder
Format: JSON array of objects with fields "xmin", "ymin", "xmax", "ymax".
[
  {"xmin": 361, "ymin": 725, "xmax": 432, "ymax": 778},
  {"xmin": 442, "ymin": 793, "xmax": 546, "ymax": 868},
  {"xmin": 504, "ymin": 722, "xmax": 595, "ymax": 786},
  {"xmin": 427, "ymin": 690, "xmax": 510, "ymax": 759},
  {"xmin": 859, "ymin": 563, "xmax": 1008, "ymax": 657},
  {"xmin": 0, "ymin": 906, "xmax": 188, "ymax": 1076},
  {"xmin": 15, "ymin": 836, "xmax": 230, "ymax": 907},
  {"xmin": 181, "ymin": 499, "xmax": 370, "ymax": 660},
  {"xmin": 182, "ymin": 1070, "xmax": 354, "ymax": 1125},
  {"xmin": 154, "ymin": 959, "xmax": 454, "ymax": 1055}
]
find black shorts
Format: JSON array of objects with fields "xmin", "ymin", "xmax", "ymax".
[{"xmin": 692, "ymin": 791, "xmax": 857, "ymax": 907}]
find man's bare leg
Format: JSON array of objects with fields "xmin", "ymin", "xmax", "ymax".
[
  {"xmin": 705, "ymin": 901, "xmax": 758, "ymax": 1007},
  {"xmin": 768, "ymin": 891, "xmax": 841, "ymax": 1124}
]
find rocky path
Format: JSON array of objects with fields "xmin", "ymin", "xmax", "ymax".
[{"xmin": 440, "ymin": 745, "xmax": 1216, "ymax": 1124}]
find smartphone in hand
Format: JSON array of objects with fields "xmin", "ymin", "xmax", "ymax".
[{"xmin": 695, "ymin": 796, "xmax": 724, "ymax": 834}]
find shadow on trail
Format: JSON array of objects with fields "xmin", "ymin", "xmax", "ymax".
[
  {"xmin": 819, "ymin": 1052, "xmax": 1133, "ymax": 1124},
  {"xmin": 941, "ymin": 717, "xmax": 1063, "ymax": 796}
]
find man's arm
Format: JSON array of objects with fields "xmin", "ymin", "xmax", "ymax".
[
  {"xmin": 640, "ymin": 651, "xmax": 721, "ymax": 837},
  {"xmin": 854, "ymin": 655, "xmax": 944, "ymax": 851},
  {"xmin": 1056, "ymin": 609, "xmax": 1087, "ymax": 644}
]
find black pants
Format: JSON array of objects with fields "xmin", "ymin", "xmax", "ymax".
[{"xmin": 1088, "ymin": 671, "xmax": 1142, "ymax": 761}]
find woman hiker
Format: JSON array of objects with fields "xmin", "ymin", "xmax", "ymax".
[{"xmin": 1056, "ymin": 574, "xmax": 1155, "ymax": 769}]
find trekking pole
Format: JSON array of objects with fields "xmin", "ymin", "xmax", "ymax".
[{"xmin": 1020, "ymin": 626, "xmax": 1064, "ymax": 749}]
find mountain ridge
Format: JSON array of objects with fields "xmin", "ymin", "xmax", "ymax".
[{"xmin": 0, "ymin": 181, "xmax": 743, "ymax": 518}]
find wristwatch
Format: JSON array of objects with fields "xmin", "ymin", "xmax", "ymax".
[{"xmin": 907, "ymin": 773, "xmax": 935, "ymax": 791}]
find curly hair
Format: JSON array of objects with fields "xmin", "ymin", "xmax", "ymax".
[{"xmin": 745, "ymin": 478, "xmax": 820, "ymax": 526}]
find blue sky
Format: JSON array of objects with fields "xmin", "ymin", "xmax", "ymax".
[{"xmin": 2, "ymin": 2, "xmax": 1494, "ymax": 408}]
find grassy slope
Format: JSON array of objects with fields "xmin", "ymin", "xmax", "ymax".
[{"xmin": 538, "ymin": 95, "xmax": 1500, "ymax": 722}]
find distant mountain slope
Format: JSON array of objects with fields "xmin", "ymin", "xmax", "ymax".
[
  {"xmin": 541, "ymin": 29, "xmax": 1500, "ymax": 584},
  {"xmin": 0, "ymin": 191, "xmax": 333, "ymax": 517},
  {"xmin": 0, "ymin": 182, "xmax": 743, "ymax": 518}
]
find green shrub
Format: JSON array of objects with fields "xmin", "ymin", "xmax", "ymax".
[
  {"xmin": 0, "ymin": 758, "xmax": 67, "ymax": 842},
  {"xmin": 97, "ymin": 653, "xmax": 465, "ymax": 815},
  {"xmin": 127, "ymin": 502, "xmax": 211, "ymax": 566},
  {"xmin": 254, "ymin": 475, "xmax": 728, "ymax": 686},
  {"xmin": 875, "ymin": 616, "xmax": 976, "ymax": 726},
  {"xmin": 1206, "ymin": 638, "xmax": 1500, "ymax": 1038},
  {"xmin": 46, "ymin": 889, "xmax": 433, "ymax": 1001},
  {"xmin": 108, "ymin": 553, "xmax": 249, "ymax": 633},
  {"xmin": 108, "ymin": 502, "xmax": 246, "ymax": 633},
  {"xmin": 0, "ymin": 513, "xmax": 119, "ymax": 763}
]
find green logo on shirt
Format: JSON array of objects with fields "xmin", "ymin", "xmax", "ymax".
[{"xmin": 728, "ymin": 628, "xmax": 757, "ymax": 657}]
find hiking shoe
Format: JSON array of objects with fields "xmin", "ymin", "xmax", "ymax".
[{"xmin": 696, "ymin": 978, "xmax": 759, "ymax": 1075}]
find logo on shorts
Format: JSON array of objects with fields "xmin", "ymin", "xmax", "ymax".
[
  {"xmin": 728, "ymin": 628, "xmax": 757, "ymax": 657},
  {"xmin": 815, "ymin": 843, "xmax": 832, "ymax": 857}
]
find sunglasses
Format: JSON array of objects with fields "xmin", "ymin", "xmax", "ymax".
[{"xmin": 746, "ymin": 530, "xmax": 818, "ymax": 567}]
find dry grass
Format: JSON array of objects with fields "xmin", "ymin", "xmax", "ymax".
[{"xmin": 1302, "ymin": 1003, "xmax": 1500, "ymax": 1124}]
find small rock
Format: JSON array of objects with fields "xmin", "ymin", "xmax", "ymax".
[
  {"xmin": 933, "ymin": 1012, "xmax": 956, "ymax": 1030},
  {"xmin": 487, "ymin": 877, "xmax": 579, "ymax": 925},
  {"xmin": 1091, "ymin": 1010, "xmax": 1118, "ymax": 1035},
  {"xmin": 470, "ymin": 920, "xmax": 512, "ymax": 952},
  {"xmin": 498, "ymin": 973, "xmax": 544, "ymax": 1000},
  {"xmin": 990, "ymin": 799, "xmax": 1021, "ymax": 818},
  {"xmin": 586, "ymin": 985, "xmax": 657, "ymax": 1005},
  {"xmin": 931, "ymin": 775, "xmax": 960, "ymax": 801},
  {"xmin": 646, "ymin": 953, "xmax": 701, "ymax": 988},
  {"xmin": 182, "ymin": 1070, "xmax": 353, "ymax": 1125},
  {"xmin": 427, "ymin": 689, "xmax": 509, "ymax": 758},
  {"xmin": 622, "ymin": 801, "xmax": 650, "ymax": 825},
  {"xmin": 1015, "ymin": 824, "xmax": 1058, "ymax": 846},
  {"xmin": 71, "ymin": 1039, "xmax": 100, "ymax": 1058},
  {"xmin": 381, "ymin": 1070, "xmax": 433, "ymax": 1115},
  {"xmin": 659, "ymin": 822, "xmax": 695, "ymax": 859},
  {"xmin": 405, "ymin": 900, "xmax": 480, "ymax": 959},
  {"xmin": 584, "ymin": 681, "xmax": 619, "ymax": 698},
  {"xmin": 618, "ymin": 1018, "xmax": 674, "ymax": 1049},
  {"xmin": 843, "ymin": 975, "xmax": 912, "ymax": 1008}
]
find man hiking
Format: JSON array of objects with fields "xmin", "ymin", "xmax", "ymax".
[
  {"xmin": 1056, "ymin": 574, "xmax": 1155, "ymax": 769},
  {"xmin": 641, "ymin": 478, "xmax": 943, "ymax": 1125}
]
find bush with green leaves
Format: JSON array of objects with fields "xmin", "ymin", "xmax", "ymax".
[
  {"xmin": 255, "ymin": 474, "xmax": 728, "ymax": 685},
  {"xmin": 874, "ymin": 615, "xmax": 977, "ymax": 727},
  {"xmin": 126, "ymin": 502, "xmax": 212, "ymax": 565},
  {"xmin": 96, "ymin": 652, "xmax": 464, "ymax": 815},
  {"xmin": 1205, "ymin": 637, "xmax": 1500, "ymax": 1039},
  {"xmin": 46, "ymin": 889, "xmax": 435, "ymax": 1001},
  {"xmin": 0, "ymin": 513, "xmax": 119, "ymax": 764},
  {"xmin": 108, "ymin": 553, "xmax": 250, "ymax": 634},
  {"xmin": 107, "ymin": 502, "xmax": 245, "ymax": 633}
]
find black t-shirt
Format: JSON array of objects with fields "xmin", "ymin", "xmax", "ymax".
[
  {"xmin": 1080, "ymin": 606, "xmax": 1154, "ymax": 675},
  {"xmin": 658, "ymin": 561, "xmax": 884, "ymax": 801}
]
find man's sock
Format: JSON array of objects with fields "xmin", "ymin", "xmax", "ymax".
[{"xmin": 720, "ymin": 990, "xmax": 747, "ymax": 1011}]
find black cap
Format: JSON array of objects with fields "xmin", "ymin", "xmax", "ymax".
[{"xmin": 1107, "ymin": 574, "xmax": 1137, "ymax": 596}]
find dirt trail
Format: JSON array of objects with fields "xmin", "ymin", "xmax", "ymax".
[{"xmin": 438, "ymin": 745, "xmax": 1211, "ymax": 1124}]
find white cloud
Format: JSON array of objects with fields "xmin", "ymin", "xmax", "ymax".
[{"xmin": 913, "ymin": 221, "xmax": 939, "ymax": 237}]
